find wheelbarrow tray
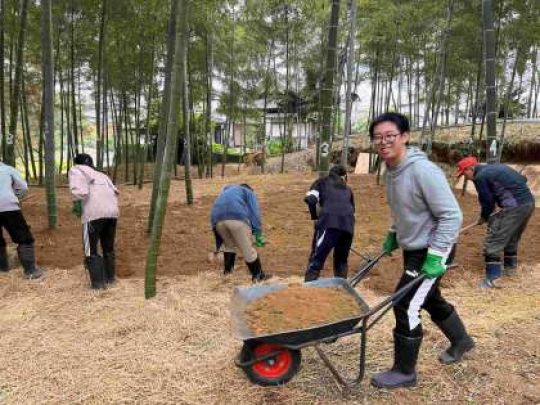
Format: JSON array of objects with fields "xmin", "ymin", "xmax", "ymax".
[{"xmin": 231, "ymin": 278, "xmax": 370, "ymax": 348}]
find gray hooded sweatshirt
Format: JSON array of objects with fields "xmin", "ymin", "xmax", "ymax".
[{"xmin": 386, "ymin": 147, "xmax": 462, "ymax": 253}]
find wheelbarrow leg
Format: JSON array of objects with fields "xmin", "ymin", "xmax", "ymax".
[{"xmin": 314, "ymin": 318, "xmax": 370, "ymax": 393}]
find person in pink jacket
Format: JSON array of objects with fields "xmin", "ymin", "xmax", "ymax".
[{"xmin": 68, "ymin": 153, "xmax": 119, "ymax": 289}]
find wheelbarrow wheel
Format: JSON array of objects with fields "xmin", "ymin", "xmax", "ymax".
[{"xmin": 240, "ymin": 342, "xmax": 301, "ymax": 386}]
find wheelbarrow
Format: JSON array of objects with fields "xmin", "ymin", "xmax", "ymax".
[{"xmin": 232, "ymin": 251, "xmax": 425, "ymax": 389}]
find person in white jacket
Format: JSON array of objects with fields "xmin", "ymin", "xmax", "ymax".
[
  {"xmin": 68, "ymin": 153, "xmax": 119, "ymax": 289},
  {"xmin": 0, "ymin": 161, "xmax": 43, "ymax": 279}
]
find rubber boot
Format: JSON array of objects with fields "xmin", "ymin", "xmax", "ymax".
[
  {"xmin": 435, "ymin": 310, "xmax": 475, "ymax": 364},
  {"xmin": 17, "ymin": 244, "xmax": 44, "ymax": 280},
  {"xmin": 371, "ymin": 331, "xmax": 422, "ymax": 389},
  {"xmin": 0, "ymin": 245, "xmax": 8, "ymax": 272},
  {"xmin": 246, "ymin": 257, "xmax": 272, "ymax": 283},
  {"xmin": 480, "ymin": 262, "xmax": 502, "ymax": 289},
  {"xmin": 503, "ymin": 254, "xmax": 518, "ymax": 277},
  {"xmin": 304, "ymin": 262, "xmax": 321, "ymax": 282},
  {"xmin": 84, "ymin": 255, "xmax": 106, "ymax": 290},
  {"xmin": 103, "ymin": 252, "xmax": 116, "ymax": 284},
  {"xmin": 223, "ymin": 252, "xmax": 236, "ymax": 275}
]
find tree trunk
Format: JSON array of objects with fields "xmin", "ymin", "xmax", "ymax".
[
  {"xmin": 0, "ymin": 0, "xmax": 5, "ymax": 158},
  {"xmin": 145, "ymin": 0, "xmax": 186, "ymax": 299},
  {"xmin": 205, "ymin": 22, "xmax": 213, "ymax": 177},
  {"xmin": 222, "ymin": 5, "xmax": 236, "ymax": 177},
  {"xmin": 41, "ymin": 0, "xmax": 57, "ymax": 228},
  {"xmin": 341, "ymin": 0, "xmax": 356, "ymax": 166},
  {"xmin": 181, "ymin": 2, "xmax": 193, "ymax": 205},
  {"xmin": 148, "ymin": 0, "xmax": 177, "ymax": 232},
  {"xmin": 482, "ymin": 0, "xmax": 498, "ymax": 163},
  {"xmin": 138, "ymin": 42, "xmax": 156, "ymax": 189},
  {"xmin": 526, "ymin": 47, "xmax": 537, "ymax": 118},
  {"xmin": 95, "ymin": 0, "xmax": 107, "ymax": 170},
  {"xmin": 5, "ymin": 0, "xmax": 29, "ymax": 165},
  {"xmin": 70, "ymin": 0, "xmax": 79, "ymax": 154},
  {"xmin": 319, "ymin": 0, "xmax": 341, "ymax": 175},
  {"xmin": 498, "ymin": 47, "xmax": 519, "ymax": 160}
]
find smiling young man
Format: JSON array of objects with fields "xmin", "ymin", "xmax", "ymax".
[{"xmin": 369, "ymin": 112, "xmax": 474, "ymax": 389}]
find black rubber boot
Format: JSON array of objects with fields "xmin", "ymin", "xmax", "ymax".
[
  {"xmin": 371, "ymin": 331, "xmax": 422, "ymax": 389},
  {"xmin": 17, "ymin": 244, "xmax": 44, "ymax": 280},
  {"xmin": 247, "ymin": 257, "xmax": 272, "ymax": 283},
  {"xmin": 84, "ymin": 255, "xmax": 106, "ymax": 290},
  {"xmin": 0, "ymin": 245, "xmax": 8, "ymax": 272},
  {"xmin": 103, "ymin": 252, "xmax": 116, "ymax": 284},
  {"xmin": 223, "ymin": 252, "xmax": 236, "ymax": 275},
  {"xmin": 304, "ymin": 262, "xmax": 321, "ymax": 282},
  {"xmin": 435, "ymin": 310, "xmax": 475, "ymax": 364}
]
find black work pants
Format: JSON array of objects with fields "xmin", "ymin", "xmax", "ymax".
[
  {"xmin": 82, "ymin": 218, "xmax": 117, "ymax": 257},
  {"xmin": 305, "ymin": 227, "xmax": 352, "ymax": 280},
  {"xmin": 393, "ymin": 247, "xmax": 456, "ymax": 338},
  {"xmin": 0, "ymin": 210, "xmax": 34, "ymax": 247}
]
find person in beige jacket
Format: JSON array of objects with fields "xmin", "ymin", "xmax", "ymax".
[{"xmin": 68, "ymin": 153, "xmax": 119, "ymax": 289}]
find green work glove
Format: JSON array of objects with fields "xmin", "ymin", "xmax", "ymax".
[
  {"xmin": 421, "ymin": 249, "xmax": 447, "ymax": 279},
  {"xmin": 382, "ymin": 231, "xmax": 399, "ymax": 254},
  {"xmin": 72, "ymin": 200, "xmax": 82, "ymax": 218},
  {"xmin": 254, "ymin": 231, "xmax": 266, "ymax": 248}
]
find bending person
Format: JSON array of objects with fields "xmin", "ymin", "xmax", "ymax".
[
  {"xmin": 210, "ymin": 183, "xmax": 271, "ymax": 282},
  {"xmin": 69, "ymin": 153, "xmax": 119, "ymax": 289},
  {"xmin": 0, "ymin": 160, "xmax": 43, "ymax": 279}
]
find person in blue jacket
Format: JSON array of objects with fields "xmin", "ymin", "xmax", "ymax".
[
  {"xmin": 210, "ymin": 183, "xmax": 271, "ymax": 282},
  {"xmin": 303, "ymin": 164, "xmax": 355, "ymax": 282},
  {"xmin": 456, "ymin": 156, "xmax": 535, "ymax": 288}
]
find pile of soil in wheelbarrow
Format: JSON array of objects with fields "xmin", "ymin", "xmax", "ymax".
[{"xmin": 245, "ymin": 284, "xmax": 364, "ymax": 335}]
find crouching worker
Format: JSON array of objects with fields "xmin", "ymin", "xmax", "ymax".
[
  {"xmin": 369, "ymin": 112, "xmax": 474, "ymax": 389},
  {"xmin": 210, "ymin": 183, "xmax": 271, "ymax": 282},
  {"xmin": 303, "ymin": 164, "xmax": 355, "ymax": 282},
  {"xmin": 456, "ymin": 156, "xmax": 535, "ymax": 288},
  {"xmin": 69, "ymin": 153, "xmax": 119, "ymax": 289},
  {"xmin": 0, "ymin": 160, "xmax": 43, "ymax": 279}
]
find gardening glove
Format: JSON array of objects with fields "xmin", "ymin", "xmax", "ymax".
[
  {"xmin": 382, "ymin": 231, "xmax": 399, "ymax": 254},
  {"xmin": 421, "ymin": 249, "xmax": 447, "ymax": 279},
  {"xmin": 254, "ymin": 231, "xmax": 266, "ymax": 248},
  {"xmin": 72, "ymin": 200, "xmax": 82, "ymax": 218}
]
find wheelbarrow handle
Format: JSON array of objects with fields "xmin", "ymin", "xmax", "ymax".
[{"xmin": 348, "ymin": 250, "xmax": 387, "ymax": 287}]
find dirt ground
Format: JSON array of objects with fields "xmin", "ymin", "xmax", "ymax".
[
  {"xmin": 19, "ymin": 169, "xmax": 540, "ymax": 294},
  {"xmin": 1, "ymin": 166, "xmax": 539, "ymax": 403}
]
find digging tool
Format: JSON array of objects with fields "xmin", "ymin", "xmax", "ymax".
[{"xmin": 459, "ymin": 222, "xmax": 478, "ymax": 234}]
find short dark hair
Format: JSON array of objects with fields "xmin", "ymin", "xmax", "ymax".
[
  {"xmin": 329, "ymin": 164, "xmax": 347, "ymax": 177},
  {"xmin": 74, "ymin": 153, "xmax": 94, "ymax": 168},
  {"xmin": 369, "ymin": 112, "xmax": 410, "ymax": 139},
  {"xmin": 240, "ymin": 183, "xmax": 253, "ymax": 191}
]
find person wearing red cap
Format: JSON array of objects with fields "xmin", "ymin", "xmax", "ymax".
[{"xmin": 456, "ymin": 156, "xmax": 535, "ymax": 288}]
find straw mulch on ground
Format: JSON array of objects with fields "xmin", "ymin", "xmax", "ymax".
[{"xmin": 1, "ymin": 263, "xmax": 538, "ymax": 404}]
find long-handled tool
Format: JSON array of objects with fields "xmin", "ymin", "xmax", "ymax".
[{"xmin": 459, "ymin": 222, "xmax": 478, "ymax": 234}]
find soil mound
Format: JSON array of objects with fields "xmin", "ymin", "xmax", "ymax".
[{"xmin": 245, "ymin": 284, "xmax": 363, "ymax": 335}]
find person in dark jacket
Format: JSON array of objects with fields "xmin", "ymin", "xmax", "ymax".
[
  {"xmin": 210, "ymin": 183, "xmax": 271, "ymax": 282},
  {"xmin": 303, "ymin": 164, "xmax": 355, "ymax": 282},
  {"xmin": 0, "ymin": 161, "xmax": 43, "ymax": 279},
  {"xmin": 456, "ymin": 156, "xmax": 535, "ymax": 288},
  {"xmin": 369, "ymin": 113, "xmax": 474, "ymax": 389}
]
